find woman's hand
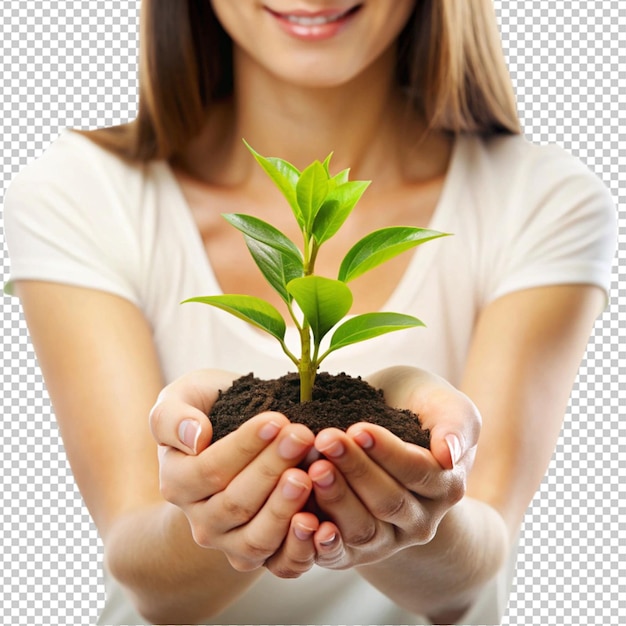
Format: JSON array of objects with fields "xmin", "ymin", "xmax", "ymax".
[
  {"xmin": 305, "ymin": 365, "xmax": 481, "ymax": 570},
  {"xmin": 148, "ymin": 366, "xmax": 480, "ymax": 576},
  {"xmin": 148, "ymin": 369, "xmax": 319, "ymax": 576}
]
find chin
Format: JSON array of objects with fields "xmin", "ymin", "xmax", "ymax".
[{"xmin": 266, "ymin": 55, "xmax": 370, "ymax": 90}]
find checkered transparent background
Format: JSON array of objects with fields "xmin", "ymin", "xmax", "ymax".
[{"xmin": 1, "ymin": 2, "xmax": 623, "ymax": 625}]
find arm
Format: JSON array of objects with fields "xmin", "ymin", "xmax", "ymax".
[
  {"xmin": 123, "ymin": 283, "xmax": 603, "ymax": 621},
  {"xmin": 14, "ymin": 281, "xmax": 282, "ymax": 624},
  {"xmin": 343, "ymin": 284, "xmax": 605, "ymax": 621}
]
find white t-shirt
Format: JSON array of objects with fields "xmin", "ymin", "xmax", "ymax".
[{"xmin": 3, "ymin": 130, "xmax": 616, "ymax": 625}]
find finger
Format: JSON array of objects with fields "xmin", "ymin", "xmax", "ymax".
[
  {"xmin": 149, "ymin": 369, "xmax": 238, "ymax": 454},
  {"xmin": 264, "ymin": 512, "xmax": 319, "ymax": 578},
  {"xmin": 206, "ymin": 423, "xmax": 315, "ymax": 530},
  {"xmin": 423, "ymin": 388, "xmax": 481, "ymax": 470},
  {"xmin": 159, "ymin": 412, "xmax": 290, "ymax": 504},
  {"xmin": 346, "ymin": 423, "xmax": 453, "ymax": 500},
  {"xmin": 315, "ymin": 428, "xmax": 424, "ymax": 523},
  {"xmin": 221, "ymin": 469, "xmax": 313, "ymax": 571},
  {"xmin": 333, "ymin": 424, "xmax": 465, "ymax": 546},
  {"xmin": 313, "ymin": 521, "xmax": 346, "ymax": 570},
  {"xmin": 149, "ymin": 396, "xmax": 212, "ymax": 455},
  {"xmin": 308, "ymin": 457, "xmax": 379, "ymax": 549}
]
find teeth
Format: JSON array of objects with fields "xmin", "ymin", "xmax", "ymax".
[{"xmin": 285, "ymin": 11, "xmax": 347, "ymax": 26}]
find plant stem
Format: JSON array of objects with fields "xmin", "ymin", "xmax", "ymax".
[
  {"xmin": 279, "ymin": 340, "xmax": 300, "ymax": 368},
  {"xmin": 308, "ymin": 240, "xmax": 320, "ymax": 272},
  {"xmin": 298, "ymin": 324, "xmax": 314, "ymax": 402},
  {"xmin": 303, "ymin": 236, "xmax": 312, "ymax": 274},
  {"xmin": 297, "ymin": 234, "xmax": 319, "ymax": 402}
]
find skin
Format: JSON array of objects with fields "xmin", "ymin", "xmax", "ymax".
[{"xmin": 14, "ymin": 0, "xmax": 607, "ymax": 623}]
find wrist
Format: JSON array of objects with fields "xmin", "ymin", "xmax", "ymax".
[
  {"xmin": 105, "ymin": 502, "xmax": 260, "ymax": 624},
  {"xmin": 357, "ymin": 497, "xmax": 510, "ymax": 618}
]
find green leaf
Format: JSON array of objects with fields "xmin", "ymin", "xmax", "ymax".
[
  {"xmin": 328, "ymin": 312, "xmax": 424, "ymax": 354},
  {"xmin": 296, "ymin": 160, "xmax": 329, "ymax": 232},
  {"xmin": 287, "ymin": 276, "xmax": 353, "ymax": 343},
  {"xmin": 322, "ymin": 152, "xmax": 334, "ymax": 175},
  {"xmin": 182, "ymin": 294, "xmax": 286, "ymax": 341},
  {"xmin": 244, "ymin": 235, "xmax": 304, "ymax": 303},
  {"xmin": 338, "ymin": 226, "xmax": 450, "ymax": 283},
  {"xmin": 330, "ymin": 167, "xmax": 351, "ymax": 187},
  {"xmin": 321, "ymin": 154, "xmax": 350, "ymax": 187},
  {"xmin": 312, "ymin": 180, "xmax": 371, "ymax": 245},
  {"xmin": 320, "ymin": 155, "xmax": 350, "ymax": 186},
  {"xmin": 223, "ymin": 213, "xmax": 302, "ymax": 263},
  {"xmin": 243, "ymin": 140, "xmax": 303, "ymax": 228}
]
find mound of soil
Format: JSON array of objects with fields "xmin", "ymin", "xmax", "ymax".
[{"xmin": 209, "ymin": 371, "xmax": 430, "ymax": 448}]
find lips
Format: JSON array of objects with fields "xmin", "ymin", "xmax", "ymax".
[{"xmin": 265, "ymin": 4, "xmax": 363, "ymax": 40}]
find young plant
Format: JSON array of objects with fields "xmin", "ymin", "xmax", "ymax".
[{"xmin": 184, "ymin": 142, "xmax": 449, "ymax": 402}]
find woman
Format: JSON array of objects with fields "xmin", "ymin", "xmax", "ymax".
[{"xmin": 3, "ymin": 1, "xmax": 616, "ymax": 624}]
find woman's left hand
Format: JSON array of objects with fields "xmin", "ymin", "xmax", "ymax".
[{"xmin": 304, "ymin": 365, "xmax": 482, "ymax": 570}]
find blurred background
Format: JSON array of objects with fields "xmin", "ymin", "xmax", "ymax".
[{"xmin": 1, "ymin": 2, "xmax": 624, "ymax": 624}]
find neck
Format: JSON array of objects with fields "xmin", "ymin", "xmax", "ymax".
[
  {"xmin": 232, "ymin": 44, "xmax": 410, "ymax": 176},
  {"xmin": 179, "ymin": 42, "xmax": 433, "ymax": 187}
]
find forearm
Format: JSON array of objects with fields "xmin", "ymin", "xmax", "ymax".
[
  {"xmin": 357, "ymin": 496, "xmax": 509, "ymax": 622},
  {"xmin": 105, "ymin": 501, "xmax": 261, "ymax": 624}
]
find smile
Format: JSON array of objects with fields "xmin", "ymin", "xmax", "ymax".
[
  {"xmin": 266, "ymin": 4, "xmax": 363, "ymax": 40},
  {"xmin": 282, "ymin": 7, "xmax": 358, "ymax": 26}
]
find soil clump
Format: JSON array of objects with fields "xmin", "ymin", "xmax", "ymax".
[{"xmin": 209, "ymin": 371, "xmax": 430, "ymax": 448}]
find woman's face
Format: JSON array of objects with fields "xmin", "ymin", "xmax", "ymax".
[{"xmin": 210, "ymin": 0, "xmax": 416, "ymax": 88}]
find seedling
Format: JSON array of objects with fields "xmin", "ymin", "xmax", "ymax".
[{"xmin": 184, "ymin": 142, "xmax": 449, "ymax": 402}]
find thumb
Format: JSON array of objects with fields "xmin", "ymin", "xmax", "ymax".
[
  {"xmin": 367, "ymin": 365, "xmax": 481, "ymax": 470},
  {"xmin": 427, "ymin": 391, "xmax": 481, "ymax": 470},
  {"xmin": 430, "ymin": 428, "xmax": 464, "ymax": 471}
]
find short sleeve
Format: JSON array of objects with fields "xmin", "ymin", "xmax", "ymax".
[
  {"xmin": 3, "ymin": 131, "xmax": 142, "ymax": 305},
  {"xmin": 487, "ymin": 144, "xmax": 617, "ymax": 305}
]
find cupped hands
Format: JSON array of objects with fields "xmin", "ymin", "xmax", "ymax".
[{"xmin": 149, "ymin": 366, "xmax": 481, "ymax": 578}]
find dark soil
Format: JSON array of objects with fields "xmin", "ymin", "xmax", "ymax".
[{"xmin": 209, "ymin": 371, "xmax": 430, "ymax": 448}]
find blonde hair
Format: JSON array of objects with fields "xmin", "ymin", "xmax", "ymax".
[
  {"xmin": 409, "ymin": 0, "xmax": 520, "ymax": 134},
  {"xmin": 84, "ymin": 0, "xmax": 520, "ymax": 161}
]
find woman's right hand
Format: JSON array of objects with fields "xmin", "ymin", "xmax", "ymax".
[{"xmin": 148, "ymin": 369, "xmax": 321, "ymax": 576}]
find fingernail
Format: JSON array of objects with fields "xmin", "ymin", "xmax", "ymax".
[
  {"xmin": 445, "ymin": 434, "xmax": 462, "ymax": 468},
  {"xmin": 319, "ymin": 533, "xmax": 336, "ymax": 547},
  {"xmin": 294, "ymin": 524, "xmax": 315, "ymax": 541},
  {"xmin": 258, "ymin": 420, "xmax": 282, "ymax": 441},
  {"xmin": 282, "ymin": 476, "xmax": 308, "ymax": 499},
  {"xmin": 318, "ymin": 440, "xmax": 345, "ymax": 459},
  {"xmin": 178, "ymin": 420, "xmax": 201, "ymax": 453},
  {"xmin": 312, "ymin": 469, "xmax": 335, "ymax": 488},
  {"xmin": 278, "ymin": 433, "xmax": 311, "ymax": 460},
  {"xmin": 353, "ymin": 430, "xmax": 374, "ymax": 450}
]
